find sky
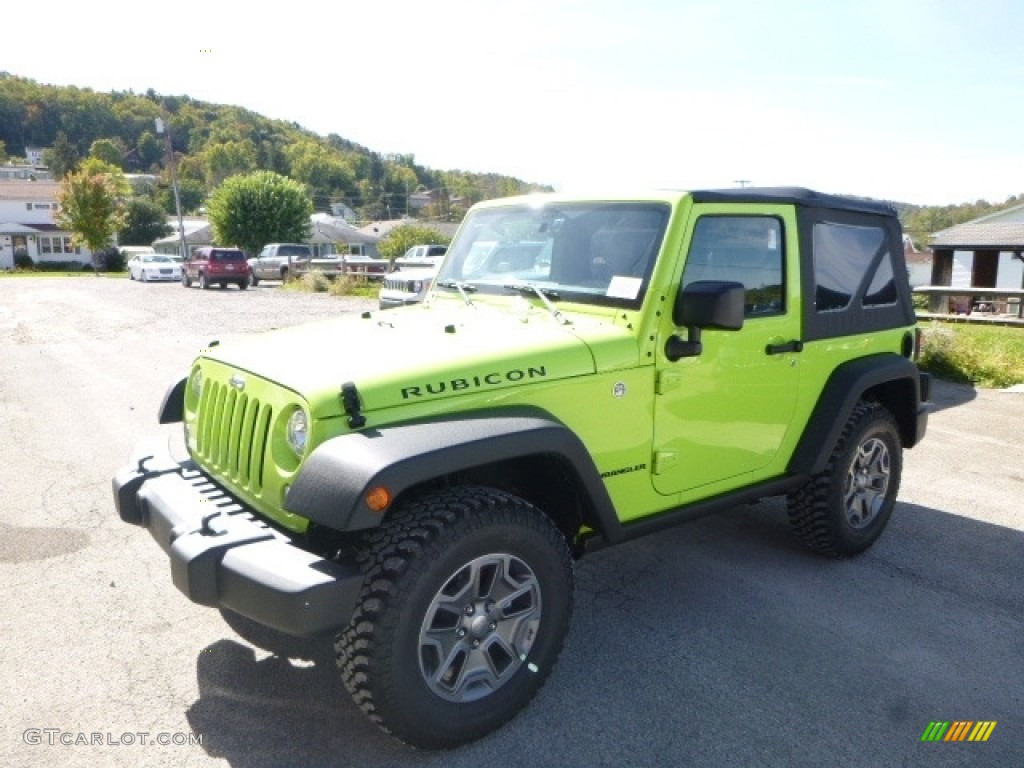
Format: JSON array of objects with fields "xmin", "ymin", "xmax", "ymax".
[{"xmin": 3, "ymin": 0, "xmax": 1023, "ymax": 206}]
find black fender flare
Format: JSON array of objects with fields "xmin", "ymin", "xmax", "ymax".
[
  {"xmin": 788, "ymin": 354, "xmax": 926, "ymax": 476},
  {"xmin": 283, "ymin": 407, "xmax": 618, "ymax": 533},
  {"xmin": 158, "ymin": 376, "xmax": 187, "ymax": 424}
]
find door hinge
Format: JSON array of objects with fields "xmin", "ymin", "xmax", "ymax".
[{"xmin": 656, "ymin": 370, "xmax": 683, "ymax": 394}]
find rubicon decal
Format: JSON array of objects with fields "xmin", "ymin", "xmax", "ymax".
[
  {"xmin": 400, "ymin": 366, "xmax": 548, "ymax": 399},
  {"xmin": 920, "ymin": 721, "xmax": 997, "ymax": 742}
]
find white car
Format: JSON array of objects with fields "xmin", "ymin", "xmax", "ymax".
[{"xmin": 128, "ymin": 253, "xmax": 183, "ymax": 282}]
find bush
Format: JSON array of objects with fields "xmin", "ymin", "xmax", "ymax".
[
  {"xmin": 328, "ymin": 274, "xmax": 377, "ymax": 297},
  {"xmin": 33, "ymin": 261, "xmax": 90, "ymax": 272},
  {"xmin": 99, "ymin": 247, "xmax": 126, "ymax": 272},
  {"xmin": 14, "ymin": 250, "xmax": 33, "ymax": 269},
  {"xmin": 298, "ymin": 270, "xmax": 330, "ymax": 293}
]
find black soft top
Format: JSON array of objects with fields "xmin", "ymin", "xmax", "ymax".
[{"xmin": 690, "ymin": 187, "xmax": 896, "ymax": 218}]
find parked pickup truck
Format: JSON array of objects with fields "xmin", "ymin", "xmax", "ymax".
[{"xmin": 248, "ymin": 243, "xmax": 312, "ymax": 284}]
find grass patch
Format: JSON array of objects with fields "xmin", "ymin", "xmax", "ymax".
[
  {"xmin": 0, "ymin": 268, "xmax": 127, "ymax": 278},
  {"xmin": 281, "ymin": 271, "xmax": 379, "ymax": 298},
  {"xmin": 918, "ymin": 321, "xmax": 1024, "ymax": 388}
]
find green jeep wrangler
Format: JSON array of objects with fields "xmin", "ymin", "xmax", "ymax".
[{"xmin": 113, "ymin": 187, "xmax": 929, "ymax": 749}]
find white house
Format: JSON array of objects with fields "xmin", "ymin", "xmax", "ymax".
[{"xmin": 0, "ymin": 180, "xmax": 94, "ymax": 269}]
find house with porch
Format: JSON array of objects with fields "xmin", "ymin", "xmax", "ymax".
[{"xmin": 0, "ymin": 180, "xmax": 93, "ymax": 269}]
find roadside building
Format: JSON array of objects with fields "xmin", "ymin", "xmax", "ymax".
[
  {"xmin": 0, "ymin": 180, "xmax": 93, "ymax": 269},
  {"xmin": 923, "ymin": 204, "xmax": 1024, "ymax": 316}
]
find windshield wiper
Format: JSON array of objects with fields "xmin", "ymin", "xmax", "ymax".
[
  {"xmin": 437, "ymin": 280, "xmax": 476, "ymax": 306},
  {"xmin": 505, "ymin": 283, "xmax": 570, "ymax": 325}
]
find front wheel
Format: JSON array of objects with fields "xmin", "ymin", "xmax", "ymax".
[
  {"xmin": 336, "ymin": 487, "xmax": 574, "ymax": 749},
  {"xmin": 787, "ymin": 402, "xmax": 902, "ymax": 557},
  {"xmin": 199, "ymin": 273, "xmax": 209, "ymax": 290},
  {"xmin": 181, "ymin": 272, "xmax": 191, "ymax": 287}
]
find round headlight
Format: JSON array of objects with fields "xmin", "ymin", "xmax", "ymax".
[{"xmin": 286, "ymin": 408, "xmax": 309, "ymax": 456}]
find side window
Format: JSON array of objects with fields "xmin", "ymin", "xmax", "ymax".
[
  {"xmin": 683, "ymin": 216, "xmax": 784, "ymax": 317},
  {"xmin": 812, "ymin": 222, "xmax": 896, "ymax": 311}
]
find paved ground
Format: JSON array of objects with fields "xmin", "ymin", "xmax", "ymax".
[{"xmin": 1, "ymin": 277, "xmax": 1021, "ymax": 768}]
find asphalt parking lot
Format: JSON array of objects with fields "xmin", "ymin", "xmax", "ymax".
[{"xmin": 2, "ymin": 276, "xmax": 1022, "ymax": 768}]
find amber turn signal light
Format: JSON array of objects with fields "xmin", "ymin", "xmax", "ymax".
[{"xmin": 365, "ymin": 486, "xmax": 392, "ymax": 513}]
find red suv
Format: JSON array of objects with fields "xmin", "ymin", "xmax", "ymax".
[{"xmin": 182, "ymin": 247, "xmax": 251, "ymax": 290}]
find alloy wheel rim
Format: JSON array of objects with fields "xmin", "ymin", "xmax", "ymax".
[
  {"xmin": 418, "ymin": 553, "xmax": 542, "ymax": 702},
  {"xmin": 844, "ymin": 436, "xmax": 891, "ymax": 529}
]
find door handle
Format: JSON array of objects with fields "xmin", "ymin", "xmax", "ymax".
[{"xmin": 765, "ymin": 340, "xmax": 803, "ymax": 355}]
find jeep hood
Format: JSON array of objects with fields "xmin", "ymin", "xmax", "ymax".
[{"xmin": 200, "ymin": 304, "xmax": 637, "ymax": 417}]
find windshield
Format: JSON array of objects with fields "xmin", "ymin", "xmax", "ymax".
[{"xmin": 436, "ymin": 202, "xmax": 669, "ymax": 309}]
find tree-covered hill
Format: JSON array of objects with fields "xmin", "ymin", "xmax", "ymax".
[{"xmin": 0, "ymin": 73, "xmax": 551, "ymax": 221}]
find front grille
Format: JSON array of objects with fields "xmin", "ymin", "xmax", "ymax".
[
  {"xmin": 194, "ymin": 379, "xmax": 273, "ymax": 494},
  {"xmin": 384, "ymin": 277, "xmax": 407, "ymax": 291}
]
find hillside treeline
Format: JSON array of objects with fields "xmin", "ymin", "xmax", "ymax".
[{"xmin": 0, "ymin": 73, "xmax": 550, "ymax": 220}]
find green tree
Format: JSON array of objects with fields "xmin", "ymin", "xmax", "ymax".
[
  {"xmin": 89, "ymin": 137, "xmax": 125, "ymax": 168},
  {"xmin": 55, "ymin": 164, "xmax": 128, "ymax": 272},
  {"xmin": 136, "ymin": 130, "xmax": 163, "ymax": 168},
  {"xmin": 207, "ymin": 170, "xmax": 312, "ymax": 255},
  {"xmin": 377, "ymin": 223, "xmax": 452, "ymax": 262},
  {"xmin": 119, "ymin": 197, "xmax": 172, "ymax": 246},
  {"xmin": 156, "ymin": 178, "xmax": 204, "ymax": 215},
  {"xmin": 0, "ymin": 139, "xmax": 6, "ymax": 163},
  {"xmin": 44, "ymin": 130, "xmax": 79, "ymax": 177},
  {"xmin": 203, "ymin": 139, "xmax": 258, "ymax": 187}
]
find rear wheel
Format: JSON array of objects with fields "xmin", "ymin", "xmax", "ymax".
[
  {"xmin": 238, "ymin": 279, "xmax": 248, "ymax": 290},
  {"xmin": 787, "ymin": 402, "xmax": 902, "ymax": 557},
  {"xmin": 336, "ymin": 486, "xmax": 573, "ymax": 749}
]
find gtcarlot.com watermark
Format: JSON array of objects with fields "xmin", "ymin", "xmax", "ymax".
[{"xmin": 23, "ymin": 729, "xmax": 202, "ymax": 747}]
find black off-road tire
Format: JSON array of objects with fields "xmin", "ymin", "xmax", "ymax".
[
  {"xmin": 182, "ymin": 272, "xmax": 191, "ymax": 287},
  {"xmin": 787, "ymin": 401, "xmax": 902, "ymax": 557},
  {"xmin": 336, "ymin": 486, "xmax": 574, "ymax": 749},
  {"xmin": 238, "ymin": 279, "xmax": 248, "ymax": 290},
  {"xmin": 199, "ymin": 273, "xmax": 210, "ymax": 290}
]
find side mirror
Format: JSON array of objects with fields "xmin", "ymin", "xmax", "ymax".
[{"xmin": 666, "ymin": 280, "xmax": 745, "ymax": 360}]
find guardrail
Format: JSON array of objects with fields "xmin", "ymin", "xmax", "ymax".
[{"xmin": 294, "ymin": 258, "xmax": 390, "ymax": 281}]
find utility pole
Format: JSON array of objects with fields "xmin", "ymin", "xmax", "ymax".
[{"xmin": 155, "ymin": 110, "xmax": 188, "ymax": 261}]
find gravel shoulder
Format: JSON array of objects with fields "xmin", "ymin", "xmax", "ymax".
[{"xmin": 1, "ymin": 277, "xmax": 1021, "ymax": 768}]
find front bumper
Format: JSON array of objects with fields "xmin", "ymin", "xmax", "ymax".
[{"xmin": 112, "ymin": 437, "xmax": 363, "ymax": 637}]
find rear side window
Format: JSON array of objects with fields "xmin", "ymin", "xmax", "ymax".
[
  {"xmin": 813, "ymin": 222, "xmax": 896, "ymax": 311},
  {"xmin": 427, "ymin": 246, "xmax": 447, "ymax": 257},
  {"xmin": 683, "ymin": 216, "xmax": 784, "ymax": 317},
  {"xmin": 278, "ymin": 245, "xmax": 310, "ymax": 257},
  {"xmin": 210, "ymin": 249, "xmax": 245, "ymax": 262}
]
